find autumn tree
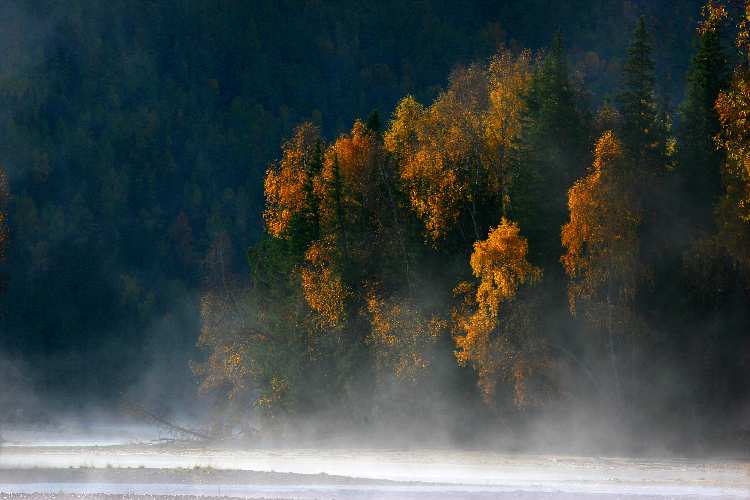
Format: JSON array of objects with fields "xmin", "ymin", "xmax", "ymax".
[
  {"xmin": 453, "ymin": 218, "xmax": 547, "ymax": 407},
  {"xmin": 194, "ymin": 231, "xmax": 259, "ymax": 427},
  {"xmin": 561, "ymin": 131, "xmax": 643, "ymax": 402},
  {"xmin": 385, "ymin": 49, "xmax": 532, "ymax": 244},
  {"xmin": 300, "ymin": 235, "xmax": 349, "ymax": 329},
  {"xmin": 485, "ymin": 50, "xmax": 537, "ymax": 217},
  {"xmin": 715, "ymin": 0, "xmax": 750, "ymax": 273},
  {"xmin": 263, "ymin": 122, "xmax": 323, "ymax": 247},
  {"xmin": 315, "ymin": 120, "xmax": 379, "ymax": 252},
  {"xmin": 304, "ymin": 119, "xmax": 410, "ymax": 316},
  {"xmin": 366, "ymin": 292, "xmax": 445, "ymax": 385}
]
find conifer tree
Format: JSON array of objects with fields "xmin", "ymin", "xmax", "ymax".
[
  {"xmin": 618, "ymin": 16, "xmax": 666, "ymax": 172},
  {"xmin": 617, "ymin": 16, "xmax": 669, "ymax": 299},
  {"xmin": 365, "ymin": 110, "xmax": 381, "ymax": 133},
  {"xmin": 510, "ymin": 33, "xmax": 590, "ymax": 271},
  {"xmin": 678, "ymin": 3, "xmax": 729, "ymax": 233}
]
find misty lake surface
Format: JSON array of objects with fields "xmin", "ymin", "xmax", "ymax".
[{"xmin": 1, "ymin": 430, "xmax": 749, "ymax": 498}]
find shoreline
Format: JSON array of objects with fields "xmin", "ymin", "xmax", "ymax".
[{"xmin": 0, "ymin": 467, "xmax": 403, "ymax": 486}]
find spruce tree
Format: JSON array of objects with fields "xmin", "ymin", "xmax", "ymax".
[
  {"xmin": 618, "ymin": 16, "xmax": 666, "ymax": 172},
  {"xmin": 510, "ymin": 32, "xmax": 590, "ymax": 271},
  {"xmin": 678, "ymin": 8, "xmax": 728, "ymax": 233},
  {"xmin": 365, "ymin": 110, "xmax": 381, "ymax": 133}
]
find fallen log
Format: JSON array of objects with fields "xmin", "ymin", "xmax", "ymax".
[{"xmin": 120, "ymin": 398, "xmax": 212, "ymax": 442}]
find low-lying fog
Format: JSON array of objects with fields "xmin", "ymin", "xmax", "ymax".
[{"xmin": 1, "ymin": 423, "xmax": 749, "ymax": 499}]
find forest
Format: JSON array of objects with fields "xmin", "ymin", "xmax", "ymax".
[{"xmin": 0, "ymin": 0, "xmax": 748, "ymax": 452}]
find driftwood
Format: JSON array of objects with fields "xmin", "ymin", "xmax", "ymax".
[{"xmin": 120, "ymin": 399, "xmax": 212, "ymax": 442}]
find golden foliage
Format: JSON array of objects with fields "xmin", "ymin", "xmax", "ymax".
[
  {"xmin": 385, "ymin": 95, "xmax": 463, "ymax": 240},
  {"xmin": 316, "ymin": 120, "xmax": 379, "ymax": 231},
  {"xmin": 470, "ymin": 217, "xmax": 542, "ymax": 316},
  {"xmin": 263, "ymin": 122, "xmax": 320, "ymax": 238},
  {"xmin": 255, "ymin": 375, "xmax": 289, "ymax": 413},
  {"xmin": 561, "ymin": 132, "xmax": 646, "ymax": 402},
  {"xmin": 321, "ymin": 121, "xmax": 376, "ymax": 195},
  {"xmin": 485, "ymin": 49, "xmax": 533, "ymax": 186},
  {"xmin": 366, "ymin": 293, "xmax": 445, "ymax": 384},
  {"xmin": 453, "ymin": 219, "xmax": 546, "ymax": 406},
  {"xmin": 715, "ymin": 75, "xmax": 750, "ymax": 185},
  {"xmin": 401, "ymin": 147, "xmax": 464, "ymax": 241},
  {"xmin": 738, "ymin": 1, "xmax": 750, "ymax": 56},
  {"xmin": 383, "ymin": 95, "xmax": 425, "ymax": 159},
  {"xmin": 385, "ymin": 49, "xmax": 532, "ymax": 242},
  {"xmin": 194, "ymin": 289, "xmax": 258, "ymax": 400},
  {"xmin": 301, "ymin": 236, "xmax": 349, "ymax": 328},
  {"xmin": 714, "ymin": 3, "xmax": 750, "ymax": 271},
  {"xmin": 698, "ymin": 1, "xmax": 728, "ymax": 35},
  {"xmin": 561, "ymin": 131, "xmax": 642, "ymax": 316}
]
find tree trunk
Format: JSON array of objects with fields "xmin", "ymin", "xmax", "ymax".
[
  {"xmin": 470, "ymin": 161, "xmax": 481, "ymax": 240},
  {"xmin": 607, "ymin": 277, "xmax": 622, "ymax": 406}
]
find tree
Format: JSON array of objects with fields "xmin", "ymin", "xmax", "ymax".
[
  {"xmin": 561, "ymin": 131, "xmax": 643, "ymax": 402},
  {"xmin": 316, "ymin": 120, "xmax": 379, "ymax": 244},
  {"xmin": 0, "ymin": 167, "xmax": 7, "ymax": 295},
  {"xmin": 715, "ymin": 1, "xmax": 750, "ymax": 272},
  {"xmin": 194, "ymin": 231, "xmax": 262, "ymax": 426},
  {"xmin": 485, "ymin": 49, "xmax": 536, "ymax": 217},
  {"xmin": 263, "ymin": 122, "xmax": 323, "ymax": 243},
  {"xmin": 618, "ymin": 16, "xmax": 666, "ymax": 171},
  {"xmin": 385, "ymin": 49, "xmax": 532, "ymax": 244},
  {"xmin": 366, "ymin": 293, "xmax": 445, "ymax": 385},
  {"xmin": 366, "ymin": 110, "xmax": 382, "ymax": 133},
  {"xmin": 300, "ymin": 235, "xmax": 349, "ymax": 329},
  {"xmin": 0, "ymin": 167, "xmax": 7, "ymax": 265},
  {"xmin": 510, "ymin": 33, "xmax": 591, "ymax": 270},
  {"xmin": 170, "ymin": 212, "xmax": 196, "ymax": 271},
  {"xmin": 453, "ymin": 218, "xmax": 546, "ymax": 407},
  {"xmin": 678, "ymin": 2, "xmax": 729, "ymax": 234},
  {"xmin": 616, "ymin": 16, "xmax": 670, "ymax": 320}
]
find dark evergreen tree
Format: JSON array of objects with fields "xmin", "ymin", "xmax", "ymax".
[
  {"xmin": 616, "ymin": 15, "xmax": 673, "ymax": 273},
  {"xmin": 510, "ymin": 33, "xmax": 591, "ymax": 271},
  {"xmin": 618, "ymin": 16, "xmax": 667, "ymax": 172},
  {"xmin": 677, "ymin": 12, "xmax": 728, "ymax": 233},
  {"xmin": 365, "ymin": 110, "xmax": 382, "ymax": 133}
]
